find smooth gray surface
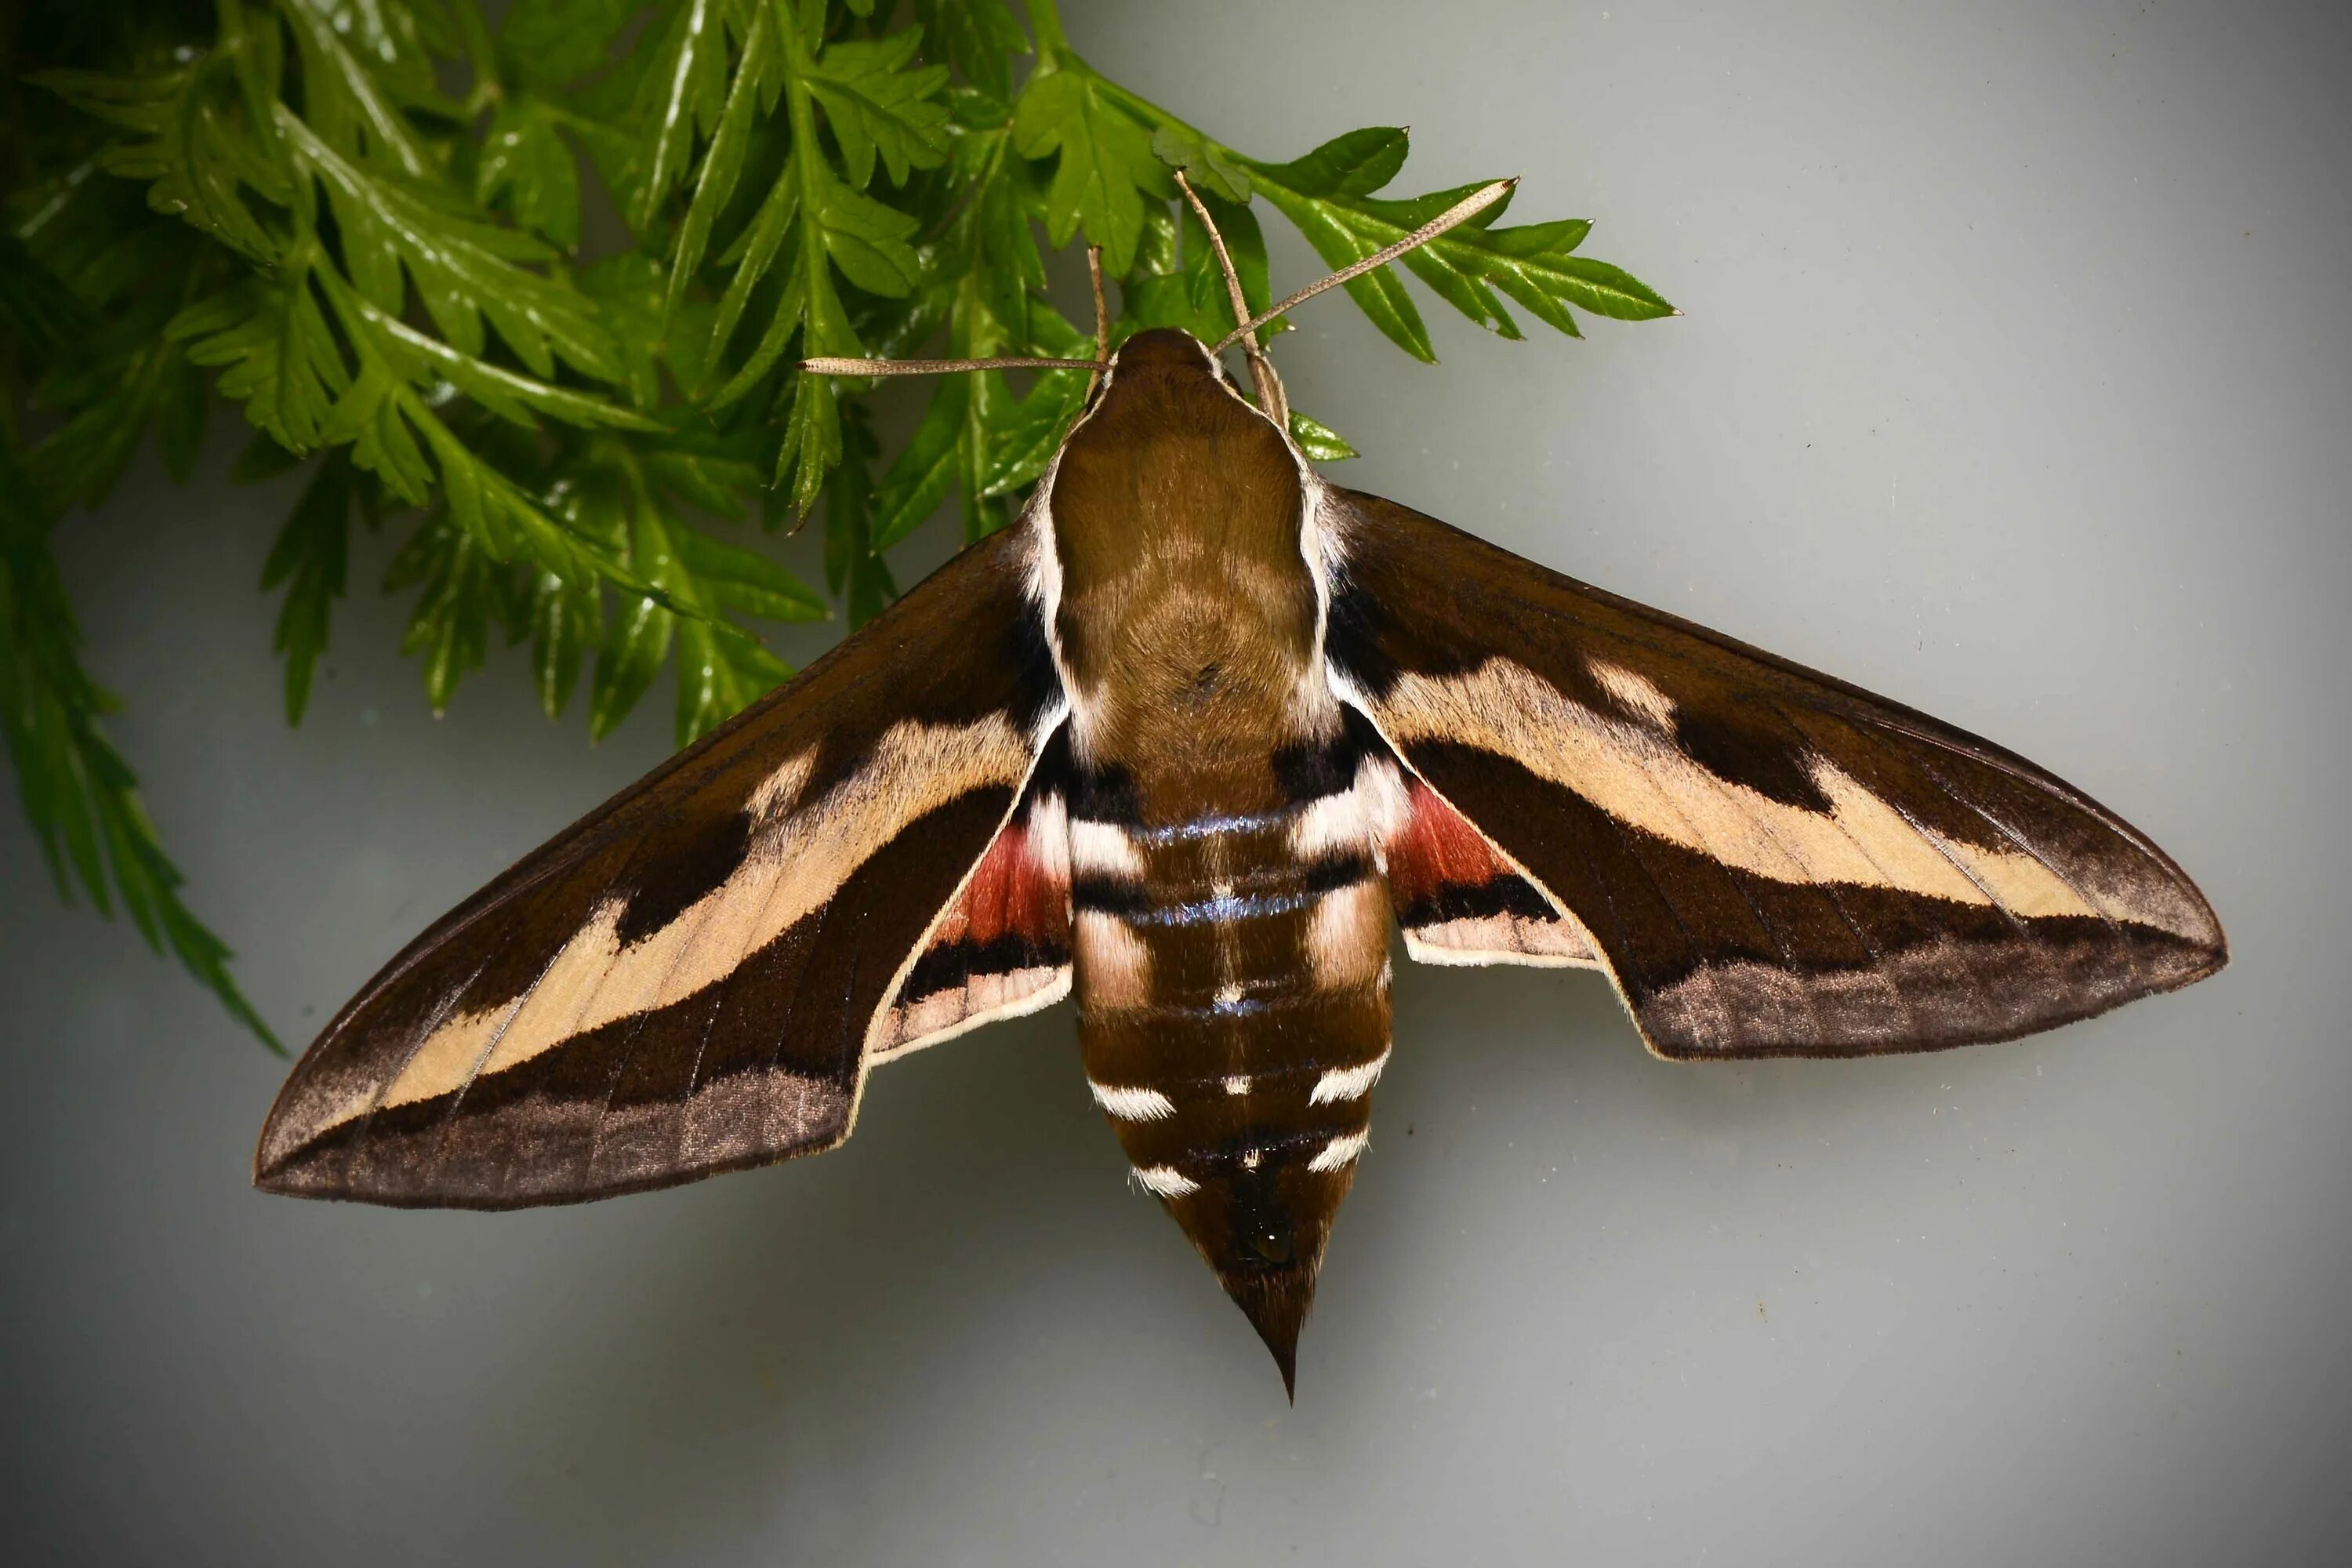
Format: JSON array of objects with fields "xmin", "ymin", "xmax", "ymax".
[{"xmin": 5, "ymin": 2, "xmax": 2348, "ymax": 1562}]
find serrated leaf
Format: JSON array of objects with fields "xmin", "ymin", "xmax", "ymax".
[
  {"xmin": 1181, "ymin": 189, "xmax": 1268, "ymax": 322},
  {"xmin": 261, "ymin": 457, "xmax": 354, "ymax": 724},
  {"xmin": 388, "ymin": 515, "xmax": 506, "ymax": 714},
  {"xmin": 590, "ymin": 503, "xmax": 678, "ymax": 739},
  {"xmin": 281, "ymin": 116, "xmax": 622, "ymax": 381},
  {"xmin": 815, "ymin": 175, "xmax": 922, "ymax": 297},
  {"xmin": 1259, "ymin": 126, "xmax": 1410, "ymax": 198},
  {"xmin": 1253, "ymin": 180, "xmax": 1433, "ymax": 360},
  {"xmin": 1011, "ymin": 66, "xmax": 1170, "ymax": 276},
  {"xmin": 665, "ymin": 2, "xmax": 782, "ymax": 321},
  {"xmin": 918, "ymin": 0, "xmax": 1029, "ymax": 100},
  {"xmin": 477, "ymin": 97, "xmax": 583, "ymax": 249},
  {"xmin": 807, "ymin": 30, "xmax": 952, "ymax": 189},
  {"xmin": 528, "ymin": 564, "xmax": 600, "ymax": 719},
  {"xmin": 499, "ymin": 0, "xmax": 644, "ymax": 91},
  {"xmin": 673, "ymin": 614, "xmax": 789, "ymax": 744},
  {"xmin": 629, "ymin": 0, "xmax": 742, "ymax": 230},
  {"xmin": 276, "ymin": 0, "xmax": 445, "ymax": 177},
  {"xmin": 171, "ymin": 263, "xmax": 350, "ymax": 455},
  {"xmin": 824, "ymin": 407, "xmax": 895, "ymax": 626},
  {"xmin": 872, "ymin": 376, "xmax": 966, "ymax": 549},
  {"xmin": 776, "ymin": 369, "xmax": 842, "ymax": 517},
  {"xmin": 673, "ymin": 526, "xmax": 828, "ymax": 620},
  {"xmin": 314, "ymin": 267, "xmax": 658, "ymax": 433},
  {"xmin": 0, "ymin": 437, "xmax": 278, "ymax": 1047},
  {"xmin": 1150, "ymin": 124, "xmax": 1250, "ymax": 205},
  {"xmin": 575, "ymin": 253, "xmax": 671, "ymax": 410},
  {"xmin": 37, "ymin": 61, "xmax": 288, "ymax": 262}
]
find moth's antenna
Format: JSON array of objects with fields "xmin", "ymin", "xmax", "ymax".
[
  {"xmin": 1175, "ymin": 170, "xmax": 1288, "ymax": 431},
  {"xmin": 1214, "ymin": 178, "xmax": 1516, "ymax": 353},
  {"xmin": 800, "ymin": 356, "xmax": 1105, "ymax": 376}
]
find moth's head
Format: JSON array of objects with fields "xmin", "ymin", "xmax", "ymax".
[
  {"xmin": 1106, "ymin": 326, "xmax": 1218, "ymax": 376},
  {"xmin": 1082, "ymin": 327, "xmax": 1271, "ymax": 434}
]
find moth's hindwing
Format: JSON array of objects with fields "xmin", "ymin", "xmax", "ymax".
[
  {"xmin": 1326, "ymin": 487, "xmax": 2227, "ymax": 1058},
  {"xmin": 256, "ymin": 524, "xmax": 1065, "ymax": 1208}
]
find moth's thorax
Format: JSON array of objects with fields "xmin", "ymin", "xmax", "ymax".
[{"xmin": 1047, "ymin": 329, "xmax": 1330, "ymax": 786}]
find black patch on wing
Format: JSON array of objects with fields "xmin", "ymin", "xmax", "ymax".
[
  {"xmin": 1396, "ymin": 870, "xmax": 1559, "ymax": 930},
  {"xmin": 902, "ymin": 931, "xmax": 1066, "ymax": 1003},
  {"xmin": 1670, "ymin": 706, "xmax": 1835, "ymax": 814},
  {"xmin": 612, "ymin": 808, "xmax": 756, "ymax": 947}
]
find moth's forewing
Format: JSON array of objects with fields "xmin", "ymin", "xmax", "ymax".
[
  {"xmin": 1322, "ymin": 487, "xmax": 2226, "ymax": 1058},
  {"xmin": 256, "ymin": 522, "xmax": 1065, "ymax": 1208}
]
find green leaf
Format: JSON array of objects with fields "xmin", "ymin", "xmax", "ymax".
[
  {"xmin": 673, "ymin": 612, "xmax": 789, "ymax": 744},
  {"xmin": 824, "ymin": 406, "xmax": 896, "ymax": 627},
  {"xmin": 1259, "ymin": 126, "xmax": 1409, "ymax": 198},
  {"xmin": 527, "ymin": 564, "xmax": 601, "ymax": 719},
  {"xmin": 815, "ymin": 174, "xmax": 923, "ymax": 297},
  {"xmin": 776, "ymin": 368, "xmax": 843, "ymax": 517},
  {"xmin": 917, "ymin": 0, "xmax": 1029, "ymax": 100},
  {"xmin": 1287, "ymin": 408, "xmax": 1356, "ymax": 462},
  {"xmin": 1181, "ymin": 188, "xmax": 1268, "ymax": 324},
  {"xmin": 37, "ymin": 56, "xmax": 289, "ymax": 263},
  {"xmin": 806, "ymin": 30, "xmax": 952, "ymax": 189},
  {"xmin": 1150, "ymin": 124, "xmax": 1250, "ymax": 205},
  {"xmin": 673, "ymin": 526, "xmax": 828, "ymax": 621},
  {"xmin": 574, "ymin": 253, "xmax": 672, "ymax": 410},
  {"xmin": 261, "ymin": 456, "xmax": 355, "ymax": 724},
  {"xmin": 0, "ymin": 232, "xmax": 99, "ymax": 352},
  {"xmin": 0, "ymin": 434, "xmax": 277, "ymax": 1048},
  {"xmin": 871, "ymin": 376, "xmax": 966, "ymax": 549},
  {"xmin": 170, "ymin": 266, "xmax": 350, "ymax": 456},
  {"xmin": 499, "ymin": 0, "xmax": 645, "ymax": 91},
  {"xmin": 1252, "ymin": 178, "xmax": 1433, "ymax": 361},
  {"xmin": 156, "ymin": 354, "xmax": 209, "ymax": 481},
  {"xmin": 629, "ymin": 0, "xmax": 742, "ymax": 230},
  {"xmin": 1011, "ymin": 65, "xmax": 1171, "ymax": 276},
  {"xmin": 590, "ymin": 503, "xmax": 677, "ymax": 739},
  {"xmin": 386, "ymin": 514, "xmax": 510, "ymax": 715},
  {"xmin": 276, "ymin": 0, "xmax": 448, "ymax": 177},
  {"xmin": 281, "ymin": 115, "xmax": 621, "ymax": 381},
  {"xmin": 477, "ymin": 97, "xmax": 583, "ymax": 249},
  {"xmin": 664, "ymin": 2, "xmax": 783, "ymax": 321}
]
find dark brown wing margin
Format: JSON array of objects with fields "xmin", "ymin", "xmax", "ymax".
[
  {"xmin": 1322, "ymin": 486, "xmax": 2225, "ymax": 1059},
  {"xmin": 256, "ymin": 523, "xmax": 1062, "ymax": 1207}
]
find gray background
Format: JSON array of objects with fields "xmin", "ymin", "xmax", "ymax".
[{"xmin": 5, "ymin": 1, "xmax": 2347, "ymax": 1562}]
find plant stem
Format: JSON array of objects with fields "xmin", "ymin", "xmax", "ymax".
[{"xmin": 1024, "ymin": 0, "xmax": 1069, "ymax": 58}]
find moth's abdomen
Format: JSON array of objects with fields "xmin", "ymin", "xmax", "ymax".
[{"xmin": 1067, "ymin": 747, "xmax": 1402, "ymax": 1386}]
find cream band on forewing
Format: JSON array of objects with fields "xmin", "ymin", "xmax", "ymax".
[
  {"xmin": 371, "ymin": 717, "xmax": 1033, "ymax": 1118},
  {"xmin": 1376, "ymin": 658, "xmax": 2107, "ymax": 920}
]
